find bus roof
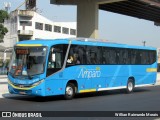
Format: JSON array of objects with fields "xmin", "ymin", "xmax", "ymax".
[{"xmin": 16, "ymin": 38, "xmax": 156, "ymax": 50}]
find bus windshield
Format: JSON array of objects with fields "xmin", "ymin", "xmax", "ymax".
[{"xmin": 9, "ymin": 46, "xmax": 47, "ymax": 77}]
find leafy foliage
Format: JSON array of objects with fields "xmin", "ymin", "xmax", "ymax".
[
  {"xmin": 0, "ymin": 10, "xmax": 9, "ymax": 42},
  {"xmin": 0, "ymin": 24, "xmax": 8, "ymax": 42},
  {"xmin": 0, "ymin": 10, "xmax": 9, "ymax": 23}
]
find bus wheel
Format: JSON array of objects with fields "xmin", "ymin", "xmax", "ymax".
[
  {"xmin": 64, "ymin": 83, "xmax": 75, "ymax": 100},
  {"xmin": 126, "ymin": 80, "xmax": 134, "ymax": 93}
]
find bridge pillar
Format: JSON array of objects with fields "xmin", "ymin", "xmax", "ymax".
[
  {"xmin": 50, "ymin": 0, "xmax": 127, "ymax": 39},
  {"xmin": 77, "ymin": 0, "xmax": 98, "ymax": 38}
]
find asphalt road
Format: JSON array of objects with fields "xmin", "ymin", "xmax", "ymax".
[
  {"xmin": 0, "ymin": 86, "xmax": 160, "ymax": 111},
  {"xmin": 0, "ymin": 76, "xmax": 160, "ymax": 119}
]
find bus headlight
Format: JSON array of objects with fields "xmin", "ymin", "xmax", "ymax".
[{"xmin": 32, "ymin": 79, "xmax": 44, "ymax": 86}]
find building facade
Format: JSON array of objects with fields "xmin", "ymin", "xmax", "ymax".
[{"xmin": 1, "ymin": 10, "xmax": 77, "ymax": 48}]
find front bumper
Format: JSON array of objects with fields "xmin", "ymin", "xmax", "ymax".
[{"xmin": 8, "ymin": 80, "xmax": 45, "ymax": 96}]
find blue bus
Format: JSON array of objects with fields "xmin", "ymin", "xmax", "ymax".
[{"xmin": 8, "ymin": 38, "xmax": 157, "ymax": 99}]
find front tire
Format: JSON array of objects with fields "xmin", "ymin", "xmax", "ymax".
[
  {"xmin": 64, "ymin": 83, "xmax": 75, "ymax": 100},
  {"xmin": 126, "ymin": 80, "xmax": 134, "ymax": 93}
]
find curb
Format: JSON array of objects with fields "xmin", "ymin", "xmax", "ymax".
[
  {"xmin": 0, "ymin": 78, "xmax": 7, "ymax": 83},
  {"xmin": 0, "ymin": 75, "xmax": 7, "ymax": 78},
  {"xmin": 155, "ymin": 82, "xmax": 160, "ymax": 85},
  {"xmin": 156, "ymin": 79, "xmax": 160, "ymax": 85}
]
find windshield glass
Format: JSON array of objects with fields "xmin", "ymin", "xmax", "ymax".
[{"xmin": 9, "ymin": 46, "xmax": 47, "ymax": 77}]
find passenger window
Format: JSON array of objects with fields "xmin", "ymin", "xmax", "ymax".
[
  {"xmin": 67, "ymin": 45, "xmax": 81, "ymax": 65},
  {"xmin": 86, "ymin": 46, "xmax": 100, "ymax": 64},
  {"xmin": 47, "ymin": 44, "xmax": 68, "ymax": 76},
  {"xmin": 67, "ymin": 45, "xmax": 102, "ymax": 65}
]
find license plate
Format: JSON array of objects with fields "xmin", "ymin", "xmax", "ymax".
[{"xmin": 19, "ymin": 92, "xmax": 26, "ymax": 95}]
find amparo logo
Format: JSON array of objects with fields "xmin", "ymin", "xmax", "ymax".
[{"xmin": 78, "ymin": 68, "xmax": 101, "ymax": 79}]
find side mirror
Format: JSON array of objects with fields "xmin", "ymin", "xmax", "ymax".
[{"xmin": 52, "ymin": 53, "xmax": 55, "ymax": 62}]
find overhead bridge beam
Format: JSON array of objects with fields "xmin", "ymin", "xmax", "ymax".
[
  {"xmin": 50, "ymin": 0, "xmax": 127, "ymax": 5},
  {"xmin": 155, "ymin": 21, "xmax": 160, "ymax": 26},
  {"xmin": 50, "ymin": 0, "xmax": 76, "ymax": 5},
  {"xmin": 139, "ymin": 0, "xmax": 160, "ymax": 8},
  {"xmin": 97, "ymin": 0, "xmax": 127, "ymax": 5}
]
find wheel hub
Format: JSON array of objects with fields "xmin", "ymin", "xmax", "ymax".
[
  {"xmin": 66, "ymin": 87, "xmax": 73, "ymax": 96},
  {"xmin": 128, "ymin": 82, "xmax": 133, "ymax": 91}
]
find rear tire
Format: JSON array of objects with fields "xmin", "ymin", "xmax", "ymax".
[
  {"xmin": 126, "ymin": 80, "xmax": 134, "ymax": 93},
  {"xmin": 64, "ymin": 83, "xmax": 75, "ymax": 100}
]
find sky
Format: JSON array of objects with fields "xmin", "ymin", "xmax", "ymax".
[{"xmin": 0, "ymin": 0, "xmax": 160, "ymax": 48}]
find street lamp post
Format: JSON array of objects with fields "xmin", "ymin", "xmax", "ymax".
[{"xmin": 142, "ymin": 41, "xmax": 146, "ymax": 46}]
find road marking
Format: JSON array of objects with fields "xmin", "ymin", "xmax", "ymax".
[
  {"xmin": 0, "ymin": 94, "xmax": 3, "ymax": 98},
  {"xmin": 0, "ymin": 94, "xmax": 4, "ymax": 98}
]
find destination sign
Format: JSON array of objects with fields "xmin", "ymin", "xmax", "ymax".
[{"xmin": 16, "ymin": 49, "xmax": 29, "ymax": 54}]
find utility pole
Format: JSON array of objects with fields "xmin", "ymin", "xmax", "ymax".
[{"xmin": 142, "ymin": 41, "xmax": 146, "ymax": 46}]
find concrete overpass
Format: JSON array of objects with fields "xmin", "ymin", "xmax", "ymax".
[{"xmin": 50, "ymin": 0, "xmax": 160, "ymax": 38}]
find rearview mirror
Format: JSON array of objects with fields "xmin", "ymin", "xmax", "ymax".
[{"xmin": 52, "ymin": 53, "xmax": 55, "ymax": 62}]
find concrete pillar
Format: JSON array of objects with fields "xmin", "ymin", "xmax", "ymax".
[{"xmin": 77, "ymin": 0, "xmax": 98, "ymax": 38}]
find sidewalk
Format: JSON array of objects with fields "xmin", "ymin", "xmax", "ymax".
[
  {"xmin": 156, "ymin": 80, "xmax": 160, "ymax": 85},
  {"xmin": 0, "ymin": 75, "xmax": 7, "ymax": 78},
  {"xmin": 156, "ymin": 73, "xmax": 160, "ymax": 85},
  {"xmin": 0, "ymin": 76, "xmax": 8, "ymax": 96},
  {"xmin": 0, "ymin": 75, "xmax": 7, "ymax": 83}
]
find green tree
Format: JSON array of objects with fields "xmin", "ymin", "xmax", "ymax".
[{"xmin": 0, "ymin": 10, "xmax": 9, "ymax": 42}]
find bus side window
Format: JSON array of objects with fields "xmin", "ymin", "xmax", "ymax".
[
  {"xmin": 90, "ymin": 52, "xmax": 97, "ymax": 64},
  {"xmin": 123, "ymin": 49, "xmax": 128, "ymax": 64},
  {"xmin": 116, "ymin": 49, "xmax": 120, "ymax": 64},
  {"xmin": 47, "ymin": 44, "xmax": 67, "ymax": 77},
  {"xmin": 110, "ymin": 49, "xmax": 116, "ymax": 64},
  {"xmin": 102, "ymin": 47, "xmax": 110, "ymax": 64},
  {"xmin": 67, "ymin": 45, "xmax": 81, "ymax": 65},
  {"xmin": 131, "ymin": 50, "xmax": 136, "ymax": 64},
  {"xmin": 78, "ymin": 46, "xmax": 86, "ymax": 64},
  {"xmin": 86, "ymin": 46, "xmax": 99, "ymax": 64}
]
